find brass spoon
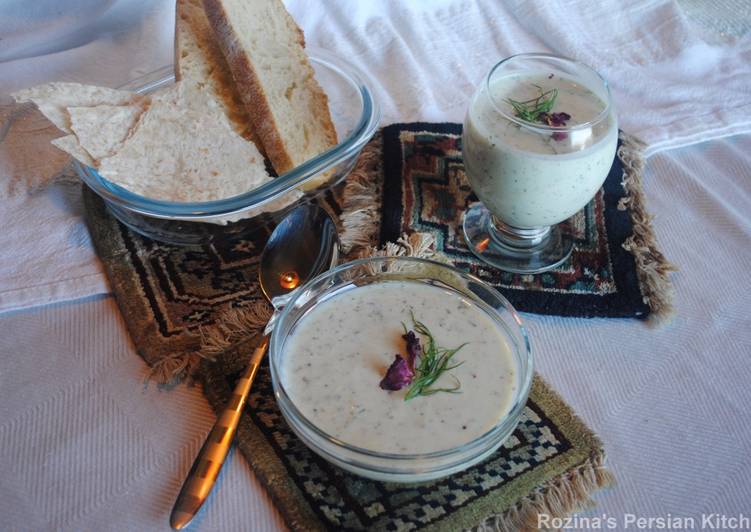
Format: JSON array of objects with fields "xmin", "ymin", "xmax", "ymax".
[{"xmin": 170, "ymin": 204, "xmax": 339, "ymax": 529}]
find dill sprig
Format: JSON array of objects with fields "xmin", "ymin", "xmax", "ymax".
[
  {"xmin": 403, "ymin": 313, "xmax": 466, "ymax": 401},
  {"xmin": 505, "ymin": 84, "xmax": 558, "ymax": 123}
]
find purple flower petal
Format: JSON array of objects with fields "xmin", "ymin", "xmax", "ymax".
[
  {"xmin": 549, "ymin": 112, "xmax": 571, "ymax": 126},
  {"xmin": 402, "ymin": 330, "xmax": 422, "ymax": 370},
  {"xmin": 538, "ymin": 111, "xmax": 571, "ymax": 128},
  {"xmin": 379, "ymin": 355, "xmax": 414, "ymax": 390}
]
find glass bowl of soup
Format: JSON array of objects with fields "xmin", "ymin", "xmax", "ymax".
[{"xmin": 268, "ymin": 256, "xmax": 533, "ymax": 482}]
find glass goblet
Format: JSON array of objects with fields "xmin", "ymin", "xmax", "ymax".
[{"xmin": 462, "ymin": 53, "xmax": 618, "ymax": 274}]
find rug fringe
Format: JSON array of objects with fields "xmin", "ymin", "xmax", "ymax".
[
  {"xmin": 199, "ymin": 299, "xmax": 273, "ymax": 356},
  {"xmin": 617, "ymin": 131, "xmax": 677, "ymax": 324},
  {"xmin": 356, "ymin": 231, "xmax": 444, "ymax": 261},
  {"xmin": 339, "ymin": 134, "xmax": 383, "ymax": 254},
  {"xmin": 147, "ymin": 300, "xmax": 273, "ymax": 384},
  {"xmin": 147, "ymin": 351, "xmax": 201, "ymax": 386},
  {"xmin": 473, "ymin": 453, "xmax": 615, "ymax": 532}
]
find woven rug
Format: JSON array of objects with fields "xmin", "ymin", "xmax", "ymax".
[
  {"xmin": 83, "ymin": 128, "xmax": 618, "ymax": 531},
  {"xmin": 379, "ymin": 123, "xmax": 675, "ymax": 319}
]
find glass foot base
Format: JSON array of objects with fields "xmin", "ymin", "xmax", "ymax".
[{"xmin": 462, "ymin": 203, "xmax": 573, "ymax": 274}]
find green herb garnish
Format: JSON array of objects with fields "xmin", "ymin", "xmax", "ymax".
[
  {"xmin": 403, "ymin": 313, "xmax": 466, "ymax": 401},
  {"xmin": 505, "ymin": 84, "xmax": 558, "ymax": 123}
]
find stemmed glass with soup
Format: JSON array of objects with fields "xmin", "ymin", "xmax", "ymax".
[{"xmin": 462, "ymin": 53, "xmax": 618, "ymax": 273}]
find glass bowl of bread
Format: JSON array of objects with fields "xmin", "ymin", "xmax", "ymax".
[
  {"xmin": 13, "ymin": 2, "xmax": 380, "ymax": 245},
  {"xmin": 70, "ymin": 47, "xmax": 380, "ymax": 245},
  {"xmin": 13, "ymin": 0, "xmax": 380, "ymax": 245}
]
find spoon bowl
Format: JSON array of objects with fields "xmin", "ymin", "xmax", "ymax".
[{"xmin": 260, "ymin": 203, "xmax": 339, "ymax": 302}]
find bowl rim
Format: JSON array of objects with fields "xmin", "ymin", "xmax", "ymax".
[
  {"xmin": 269, "ymin": 255, "xmax": 534, "ymax": 463},
  {"xmin": 484, "ymin": 52, "xmax": 613, "ymax": 133},
  {"xmin": 76, "ymin": 48, "xmax": 381, "ymax": 220}
]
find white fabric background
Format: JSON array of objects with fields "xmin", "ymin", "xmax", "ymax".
[
  {"xmin": 290, "ymin": 0, "xmax": 751, "ymax": 154},
  {"xmin": 1, "ymin": 1, "xmax": 750, "ymax": 530}
]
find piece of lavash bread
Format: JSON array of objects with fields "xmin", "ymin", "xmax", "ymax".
[
  {"xmin": 11, "ymin": 82, "xmax": 146, "ymax": 167},
  {"xmin": 68, "ymin": 103, "xmax": 148, "ymax": 162},
  {"xmin": 11, "ymin": 83, "xmax": 140, "ymax": 133},
  {"xmin": 98, "ymin": 82, "xmax": 271, "ymax": 203},
  {"xmin": 50, "ymin": 135, "xmax": 96, "ymax": 167},
  {"xmin": 175, "ymin": 0, "xmax": 262, "ymax": 150},
  {"xmin": 202, "ymin": 0, "xmax": 338, "ymax": 177}
]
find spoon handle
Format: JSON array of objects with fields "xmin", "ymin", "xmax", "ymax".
[{"xmin": 170, "ymin": 336, "xmax": 270, "ymax": 530}]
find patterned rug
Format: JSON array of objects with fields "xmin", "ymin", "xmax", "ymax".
[
  {"xmin": 380, "ymin": 123, "xmax": 674, "ymax": 319},
  {"xmin": 84, "ymin": 129, "xmax": 615, "ymax": 531}
]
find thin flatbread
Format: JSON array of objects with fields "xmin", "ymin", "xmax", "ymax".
[
  {"xmin": 50, "ymin": 135, "xmax": 95, "ymax": 167},
  {"xmin": 68, "ymin": 103, "xmax": 148, "ymax": 161},
  {"xmin": 11, "ymin": 83, "xmax": 141, "ymax": 133},
  {"xmin": 99, "ymin": 83, "xmax": 271, "ymax": 202}
]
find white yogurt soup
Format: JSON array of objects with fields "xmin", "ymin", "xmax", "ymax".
[
  {"xmin": 279, "ymin": 280, "xmax": 518, "ymax": 454},
  {"xmin": 463, "ymin": 73, "xmax": 618, "ymax": 228}
]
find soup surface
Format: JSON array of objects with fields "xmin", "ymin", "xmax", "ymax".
[
  {"xmin": 280, "ymin": 280, "xmax": 518, "ymax": 454},
  {"xmin": 463, "ymin": 72, "xmax": 617, "ymax": 227}
]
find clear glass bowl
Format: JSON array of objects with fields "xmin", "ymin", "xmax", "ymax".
[
  {"xmin": 269, "ymin": 256, "xmax": 533, "ymax": 483},
  {"xmin": 76, "ymin": 48, "xmax": 381, "ymax": 245}
]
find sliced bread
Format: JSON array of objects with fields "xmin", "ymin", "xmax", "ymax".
[
  {"xmin": 202, "ymin": 0, "xmax": 337, "ymax": 175},
  {"xmin": 175, "ymin": 0, "xmax": 262, "ymax": 148}
]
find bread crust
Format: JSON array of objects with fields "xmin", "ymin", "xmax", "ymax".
[
  {"xmin": 174, "ymin": 9, "xmax": 182, "ymax": 82},
  {"xmin": 202, "ymin": 0, "xmax": 337, "ymax": 175}
]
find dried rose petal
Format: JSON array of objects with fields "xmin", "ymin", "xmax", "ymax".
[
  {"xmin": 402, "ymin": 330, "xmax": 422, "ymax": 370},
  {"xmin": 549, "ymin": 112, "xmax": 571, "ymax": 126},
  {"xmin": 539, "ymin": 112, "xmax": 571, "ymax": 127},
  {"xmin": 379, "ymin": 355, "xmax": 414, "ymax": 390},
  {"xmin": 543, "ymin": 111, "xmax": 570, "ymax": 141}
]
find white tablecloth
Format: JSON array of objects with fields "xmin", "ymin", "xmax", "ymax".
[{"xmin": 1, "ymin": 1, "xmax": 750, "ymax": 530}]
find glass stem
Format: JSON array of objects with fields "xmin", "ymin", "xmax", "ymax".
[{"xmin": 490, "ymin": 217, "xmax": 551, "ymax": 249}]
